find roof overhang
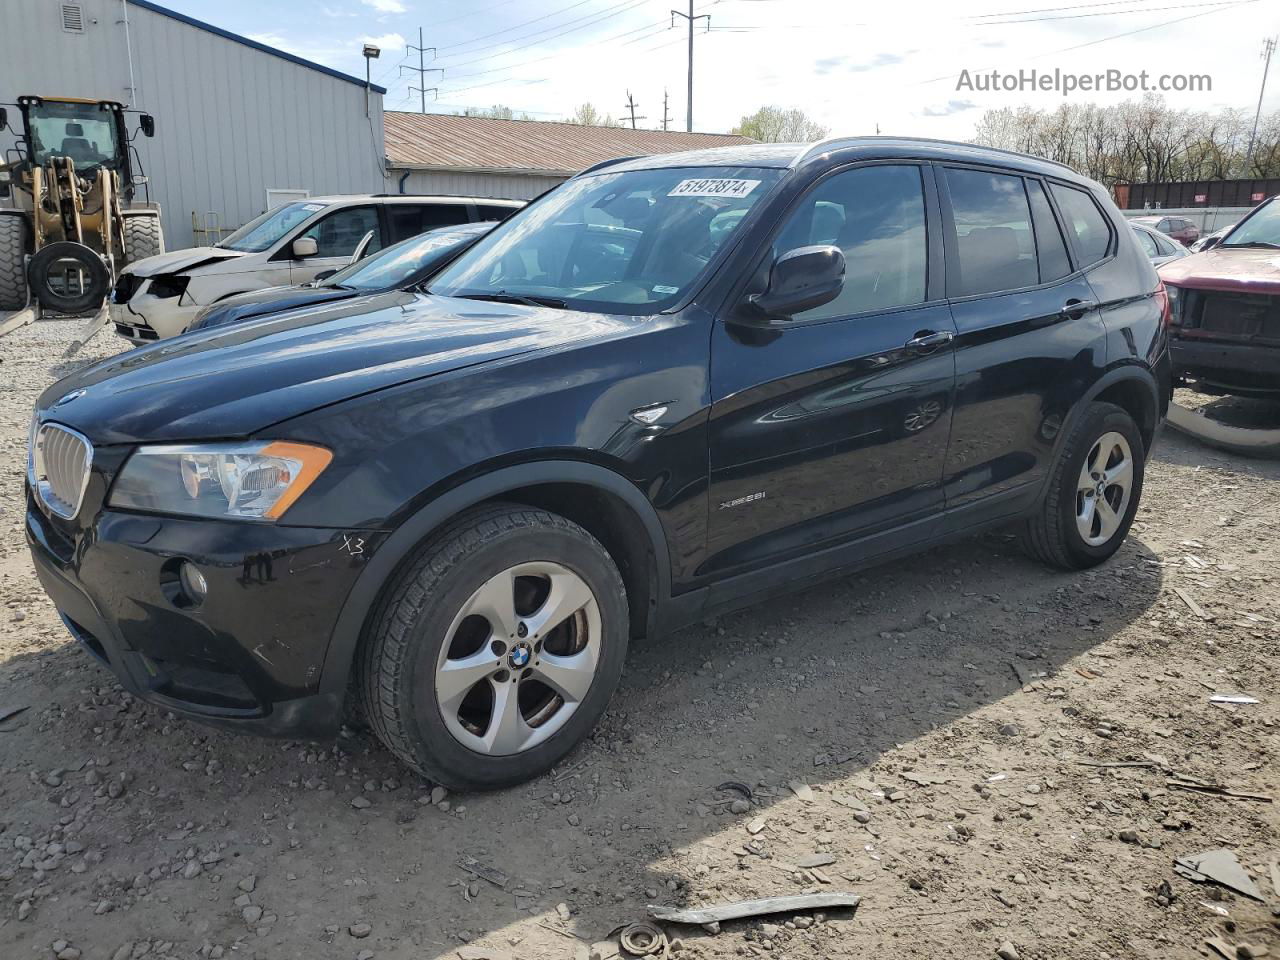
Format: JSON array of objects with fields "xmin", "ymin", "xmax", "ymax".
[{"xmin": 386, "ymin": 162, "xmax": 578, "ymax": 178}]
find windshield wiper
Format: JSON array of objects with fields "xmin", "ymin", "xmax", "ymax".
[
  {"xmin": 455, "ymin": 291, "xmax": 567, "ymax": 309},
  {"xmin": 1221, "ymin": 241, "xmax": 1280, "ymax": 249}
]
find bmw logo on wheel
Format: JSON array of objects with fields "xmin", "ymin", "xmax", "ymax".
[{"xmin": 508, "ymin": 641, "xmax": 532, "ymax": 669}]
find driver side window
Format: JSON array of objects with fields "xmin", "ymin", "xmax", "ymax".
[
  {"xmin": 300, "ymin": 206, "xmax": 382, "ymax": 258},
  {"xmin": 771, "ymin": 165, "xmax": 928, "ymax": 322}
]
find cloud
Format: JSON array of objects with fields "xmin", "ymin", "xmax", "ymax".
[
  {"xmin": 814, "ymin": 55, "xmax": 847, "ymax": 75},
  {"xmin": 848, "ymin": 52, "xmax": 905, "ymax": 73},
  {"xmin": 361, "ymin": 0, "xmax": 406, "ymax": 12},
  {"xmin": 921, "ymin": 99, "xmax": 978, "ymax": 117},
  {"xmin": 362, "ymin": 32, "xmax": 406, "ymax": 54}
]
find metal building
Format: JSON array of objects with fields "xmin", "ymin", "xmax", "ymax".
[
  {"xmin": 384, "ymin": 113, "xmax": 753, "ymax": 200},
  {"xmin": 1, "ymin": 0, "xmax": 388, "ymax": 249}
]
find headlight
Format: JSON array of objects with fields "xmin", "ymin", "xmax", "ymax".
[
  {"xmin": 109, "ymin": 441, "xmax": 332, "ymax": 520},
  {"xmin": 1166, "ymin": 284, "xmax": 1181, "ymax": 324}
]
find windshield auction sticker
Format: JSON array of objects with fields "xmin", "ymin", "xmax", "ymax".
[{"xmin": 668, "ymin": 178, "xmax": 761, "ymax": 199}]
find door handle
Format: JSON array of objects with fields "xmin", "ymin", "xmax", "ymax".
[
  {"xmin": 905, "ymin": 330, "xmax": 954, "ymax": 350},
  {"xmin": 1060, "ymin": 299, "xmax": 1097, "ymax": 320}
]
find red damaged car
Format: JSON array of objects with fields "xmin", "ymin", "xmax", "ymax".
[{"xmin": 1159, "ymin": 197, "xmax": 1280, "ymax": 398}]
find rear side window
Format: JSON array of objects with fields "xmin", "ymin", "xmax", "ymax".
[
  {"xmin": 1133, "ymin": 228, "xmax": 1158, "ymax": 257},
  {"xmin": 770, "ymin": 164, "xmax": 928, "ymax": 320},
  {"xmin": 1050, "ymin": 184, "xmax": 1112, "ymax": 265},
  {"xmin": 1025, "ymin": 179, "xmax": 1072, "ymax": 283},
  {"xmin": 387, "ymin": 204, "xmax": 471, "ymax": 242},
  {"xmin": 477, "ymin": 204, "xmax": 519, "ymax": 221},
  {"xmin": 944, "ymin": 167, "xmax": 1038, "ymax": 297}
]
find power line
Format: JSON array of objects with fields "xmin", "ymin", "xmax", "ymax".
[
  {"xmin": 916, "ymin": 0, "xmax": 1259, "ymax": 84},
  {"xmin": 978, "ymin": 0, "xmax": 1251, "ymax": 26},
  {"xmin": 436, "ymin": 0, "xmax": 611, "ymax": 54}
]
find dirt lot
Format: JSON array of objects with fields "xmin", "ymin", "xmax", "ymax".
[{"xmin": 2, "ymin": 319, "xmax": 1279, "ymax": 960}]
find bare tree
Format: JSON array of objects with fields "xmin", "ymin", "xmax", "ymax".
[
  {"xmin": 731, "ymin": 106, "xmax": 829, "ymax": 143},
  {"xmin": 972, "ymin": 95, "xmax": 1280, "ymax": 183},
  {"xmin": 566, "ymin": 103, "xmax": 621, "ymax": 127}
]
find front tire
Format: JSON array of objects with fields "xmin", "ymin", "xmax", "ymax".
[
  {"xmin": 1021, "ymin": 401, "xmax": 1145, "ymax": 570},
  {"xmin": 0, "ymin": 214, "xmax": 30, "ymax": 311},
  {"xmin": 358, "ymin": 504, "xmax": 628, "ymax": 790},
  {"xmin": 122, "ymin": 213, "xmax": 164, "ymax": 266}
]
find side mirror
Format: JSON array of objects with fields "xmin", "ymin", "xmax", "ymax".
[
  {"xmin": 1201, "ymin": 235, "xmax": 1222, "ymax": 251},
  {"xmin": 291, "ymin": 236, "xmax": 319, "ymax": 259},
  {"xmin": 140, "ymin": 114, "xmax": 155, "ymax": 138},
  {"xmin": 0, "ymin": 108, "xmax": 7, "ymax": 131},
  {"xmin": 747, "ymin": 245, "xmax": 846, "ymax": 319},
  {"xmin": 312, "ymin": 269, "xmax": 338, "ymax": 283}
]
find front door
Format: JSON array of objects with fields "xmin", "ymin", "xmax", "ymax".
[
  {"xmin": 704, "ymin": 163, "xmax": 957, "ymax": 578},
  {"xmin": 289, "ymin": 205, "xmax": 383, "ymax": 284}
]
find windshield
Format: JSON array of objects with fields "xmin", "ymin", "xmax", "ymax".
[
  {"xmin": 28, "ymin": 101, "xmax": 120, "ymax": 169},
  {"xmin": 1221, "ymin": 200, "xmax": 1280, "ymax": 248},
  {"xmin": 428, "ymin": 166, "xmax": 783, "ymax": 314},
  {"xmin": 218, "ymin": 201, "xmax": 326, "ymax": 253},
  {"xmin": 323, "ymin": 224, "xmax": 489, "ymax": 291}
]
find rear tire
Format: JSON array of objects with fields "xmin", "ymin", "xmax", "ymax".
[
  {"xmin": 358, "ymin": 503, "xmax": 628, "ymax": 791},
  {"xmin": 122, "ymin": 213, "xmax": 164, "ymax": 266},
  {"xmin": 0, "ymin": 214, "xmax": 29, "ymax": 311},
  {"xmin": 1021, "ymin": 401, "xmax": 1145, "ymax": 570}
]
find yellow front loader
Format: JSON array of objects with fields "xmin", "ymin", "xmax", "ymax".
[{"xmin": 0, "ymin": 96, "xmax": 163, "ymax": 320}]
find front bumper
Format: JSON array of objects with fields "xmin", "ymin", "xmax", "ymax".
[
  {"xmin": 1171, "ymin": 334, "xmax": 1280, "ymax": 395},
  {"xmin": 110, "ymin": 293, "xmax": 202, "ymax": 343},
  {"xmin": 26, "ymin": 492, "xmax": 380, "ymax": 737}
]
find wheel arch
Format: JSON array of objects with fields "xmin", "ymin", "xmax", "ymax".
[
  {"xmin": 318, "ymin": 460, "xmax": 672, "ymax": 699},
  {"xmin": 1087, "ymin": 365, "xmax": 1161, "ymax": 454}
]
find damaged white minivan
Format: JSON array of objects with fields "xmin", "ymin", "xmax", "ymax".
[{"xmin": 109, "ymin": 193, "xmax": 523, "ymax": 342}]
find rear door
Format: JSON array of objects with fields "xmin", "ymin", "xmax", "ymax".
[
  {"xmin": 940, "ymin": 166, "xmax": 1107, "ymax": 513},
  {"xmin": 704, "ymin": 162, "xmax": 957, "ymax": 577}
]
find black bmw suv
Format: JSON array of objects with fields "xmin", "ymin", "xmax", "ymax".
[{"xmin": 27, "ymin": 139, "xmax": 1171, "ymax": 790}]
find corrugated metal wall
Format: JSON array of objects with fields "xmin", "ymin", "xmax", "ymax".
[
  {"xmin": 394, "ymin": 169, "xmax": 565, "ymax": 201},
  {"xmin": 1, "ymin": 0, "xmax": 388, "ymax": 248}
]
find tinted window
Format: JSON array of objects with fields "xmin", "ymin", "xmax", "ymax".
[
  {"xmin": 1051, "ymin": 184, "xmax": 1112, "ymax": 265},
  {"xmin": 477, "ymin": 204, "xmax": 520, "ymax": 221},
  {"xmin": 945, "ymin": 168, "xmax": 1038, "ymax": 296},
  {"xmin": 300, "ymin": 206, "xmax": 382, "ymax": 258},
  {"xmin": 1026, "ymin": 179, "xmax": 1072, "ymax": 282},
  {"xmin": 387, "ymin": 204, "xmax": 471, "ymax": 242},
  {"xmin": 770, "ymin": 165, "xmax": 927, "ymax": 320}
]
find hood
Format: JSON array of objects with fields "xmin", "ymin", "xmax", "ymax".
[
  {"xmin": 189, "ymin": 285, "xmax": 356, "ymax": 331},
  {"xmin": 1159, "ymin": 246, "xmax": 1280, "ymax": 295},
  {"xmin": 125, "ymin": 246, "xmax": 244, "ymax": 277},
  {"xmin": 38, "ymin": 291, "xmax": 642, "ymax": 445}
]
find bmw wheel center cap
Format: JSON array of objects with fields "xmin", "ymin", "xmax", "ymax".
[{"xmin": 508, "ymin": 641, "xmax": 532, "ymax": 669}]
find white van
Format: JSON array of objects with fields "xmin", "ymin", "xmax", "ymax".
[{"xmin": 109, "ymin": 194, "xmax": 523, "ymax": 342}]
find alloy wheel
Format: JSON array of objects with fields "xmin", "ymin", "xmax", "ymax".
[
  {"xmin": 1075, "ymin": 431, "xmax": 1134, "ymax": 546},
  {"xmin": 434, "ymin": 561, "xmax": 601, "ymax": 756}
]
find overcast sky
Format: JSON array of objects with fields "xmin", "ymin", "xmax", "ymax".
[{"xmin": 165, "ymin": 0, "xmax": 1274, "ymax": 138}]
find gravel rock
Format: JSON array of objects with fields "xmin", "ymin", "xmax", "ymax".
[{"xmin": 350, "ymin": 922, "xmax": 373, "ymax": 938}]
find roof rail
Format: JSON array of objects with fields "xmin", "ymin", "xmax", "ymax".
[
  {"xmin": 794, "ymin": 135, "xmax": 1076, "ymax": 172},
  {"xmin": 575, "ymin": 155, "xmax": 642, "ymax": 177}
]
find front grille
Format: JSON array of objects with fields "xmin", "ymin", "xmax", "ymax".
[
  {"xmin": 111, "ymin": 272, "xmax": 143, "ymax": 304},
  {"xmin": 33, "ymin": 423, "xmax": 93, "ymax": 519},
  {"xmin": 1196, "ymin": 292, "xmax": 1280, "ymax": 343}
]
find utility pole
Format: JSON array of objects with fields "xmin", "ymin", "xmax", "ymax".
[
  {"xmin": 1247, "ymin": 36, "xmax": 1277, "ymax": 171},
  {"xmin": 662, "ymin": 88, "xmax": 671, "ymax": 131},
  {"xmin": 623, "ymin": 90, "xmax": 646, "ymax": 130},
  {"xmin": 403, "ymin": 27, "xmax": 443, "ymax": 114},
  {"xmin": 671, "ymin": 2, "xmax": 709, "ymax": 132}
]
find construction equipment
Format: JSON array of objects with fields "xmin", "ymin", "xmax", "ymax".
[{"xmin": 0, "ymin": 95, "xmax": 163, "ymax": 323}]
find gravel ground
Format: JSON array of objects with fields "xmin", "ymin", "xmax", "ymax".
[{"xmin": 2, "ymin": 319, "xmax": 1279, "ymax": 960}]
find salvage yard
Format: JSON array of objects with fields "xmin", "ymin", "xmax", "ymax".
[{"xmin": 1, "ymin": 321, "xmax": 1279, "ymax": 960}]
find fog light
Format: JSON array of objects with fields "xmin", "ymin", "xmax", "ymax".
[{"xmin": 179, "ymin": 561, "xmax": 207, "ymax": 606}]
